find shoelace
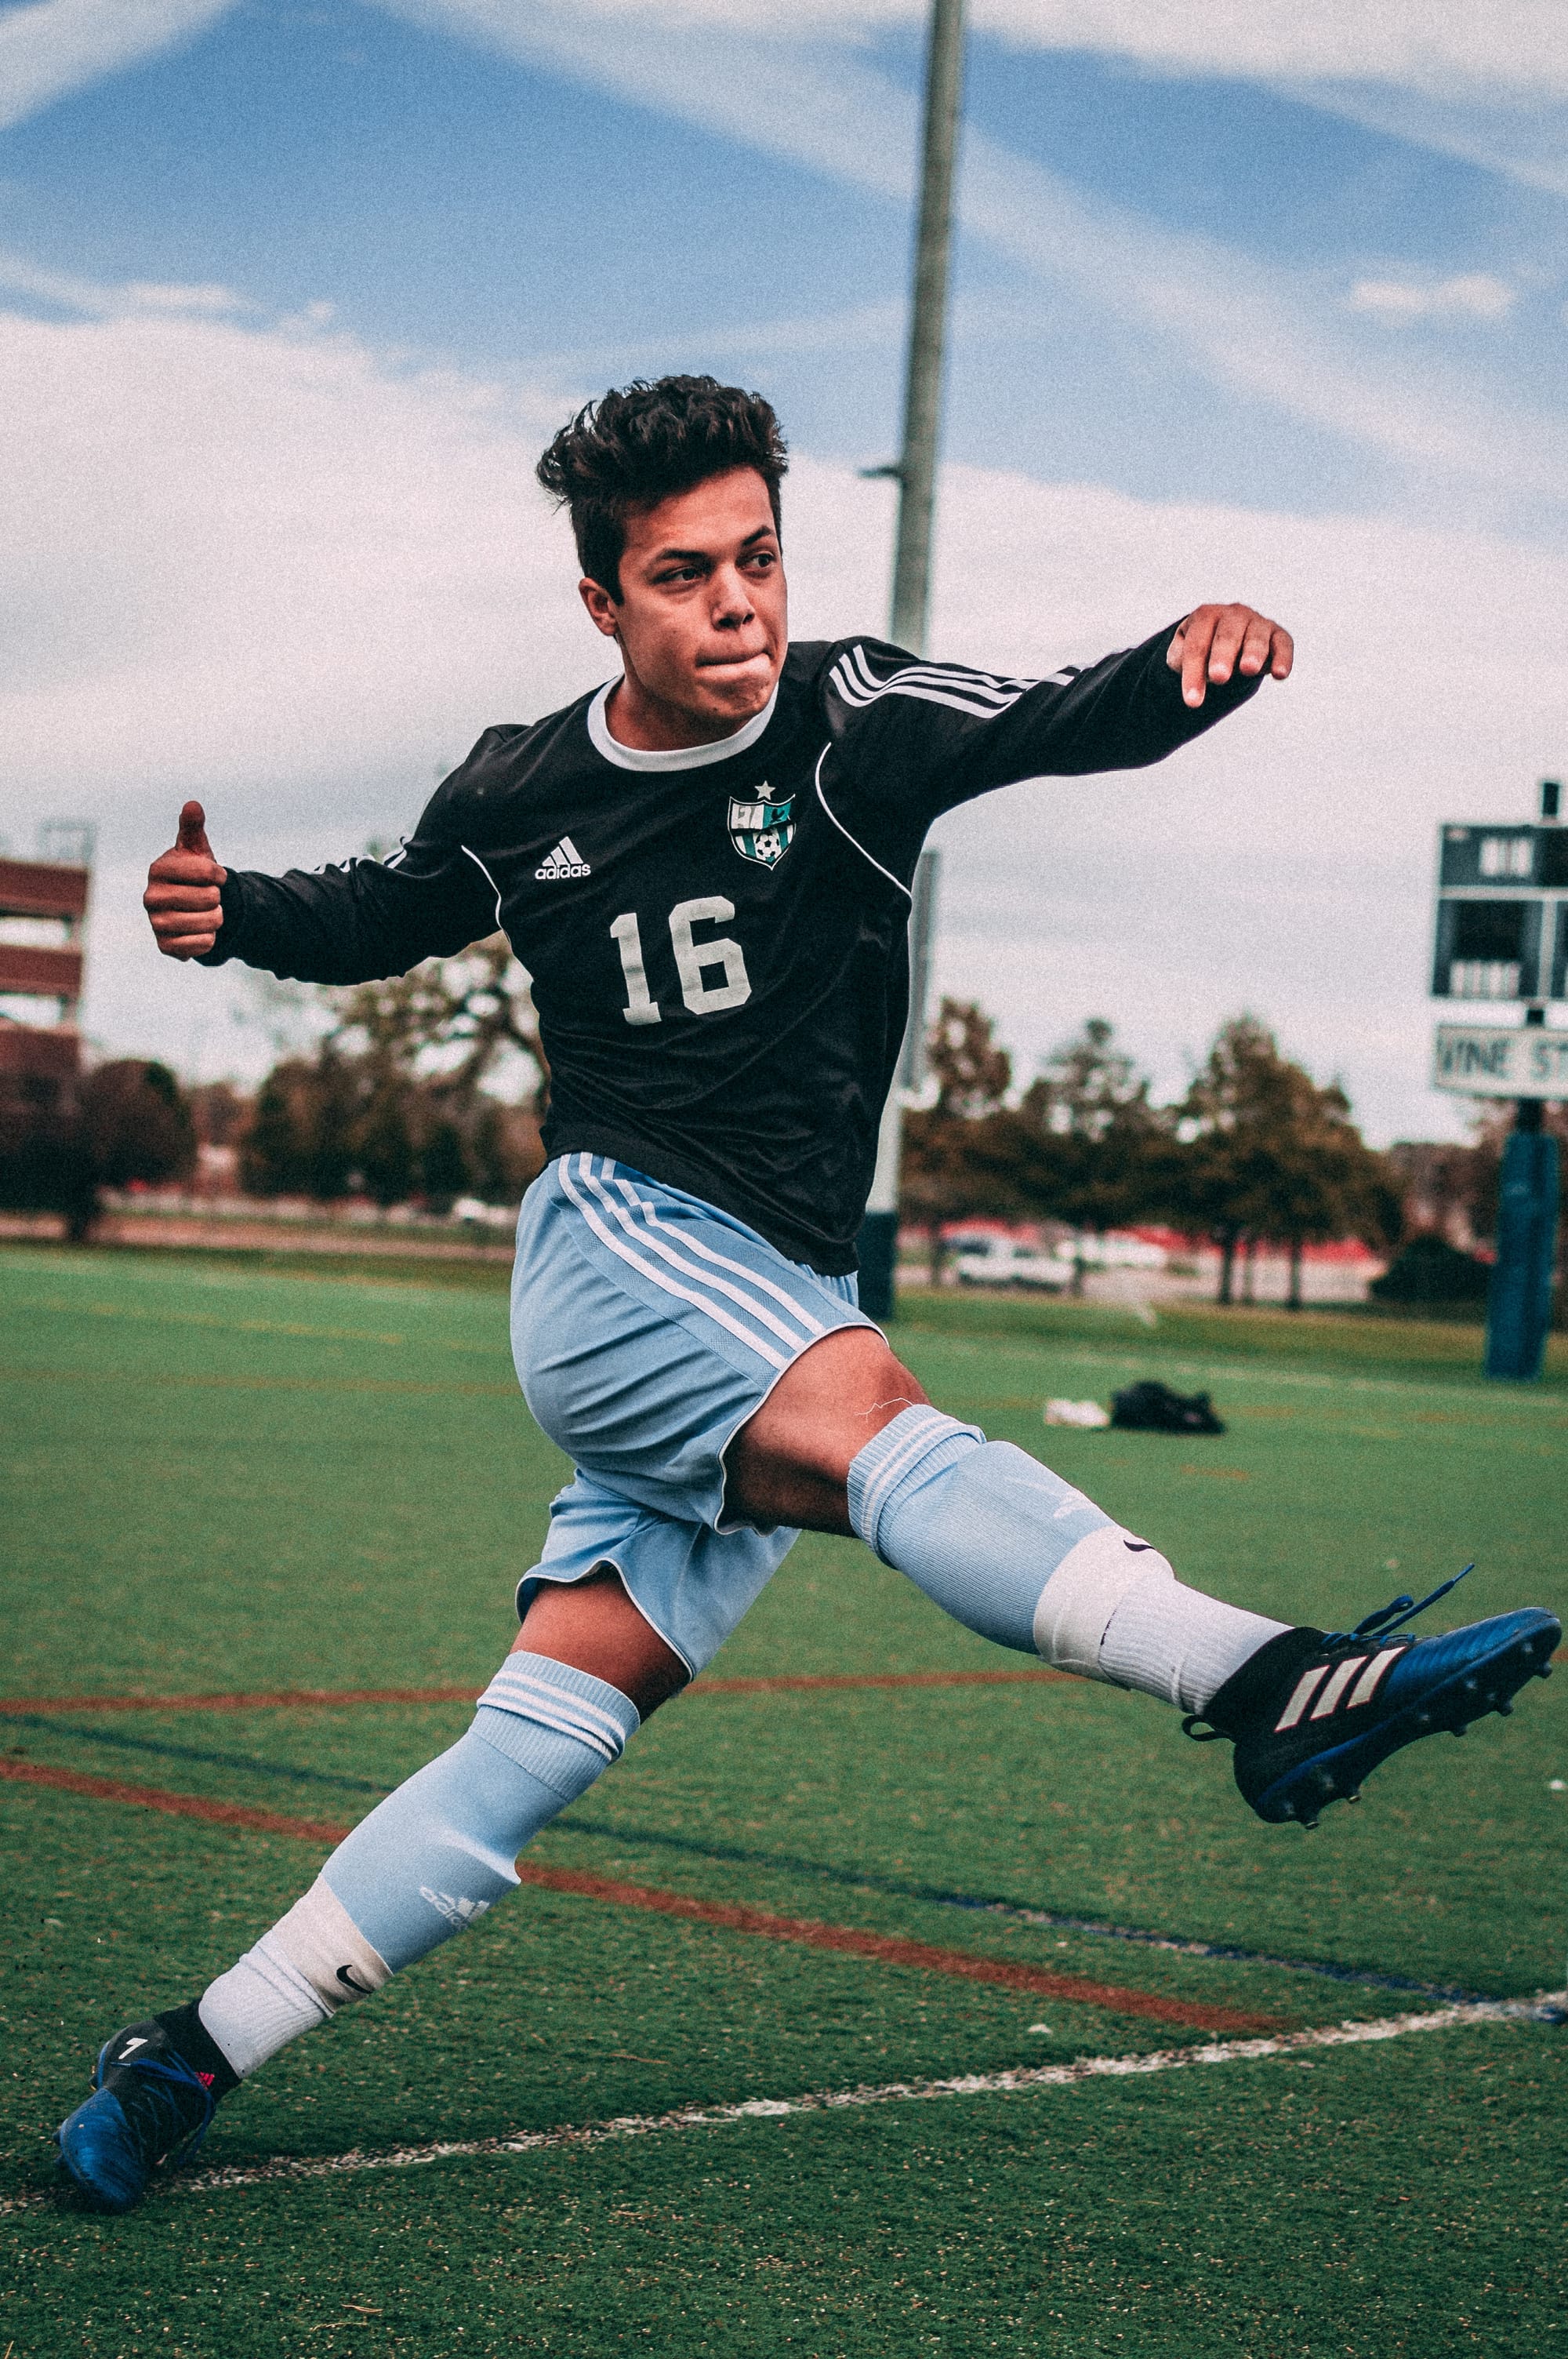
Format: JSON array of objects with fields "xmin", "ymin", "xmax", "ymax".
[
  {"xmin": 1319, "ymin": 1563, "xmax": 1473, "ymax": 1652},
  {"xmin": 102, "ymin": 2049, "xmax": 216, "ymax": 2170},
  {"xmin": 1182, "ymin": 1564, "xmax": 1476, "ymax": 1742}
]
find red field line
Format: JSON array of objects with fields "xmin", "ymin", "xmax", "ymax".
[
  {"xmin": 0, "ymin": 1685, "xmax": 481, "ymax": 1714},
  {"xmin": 1, "ymin": 1668, "xmax": 1073, "ymax": 1714},
  {"xmin": 696, "ymin": 1668, "xmax": 1075, "ymax": 1696},
  {"xmin": 11, "ymin": 1653, "xmax": 1561, "ymax": 1715},
  {"xmin": 0, "ymin": 1758, "xmax": 348, "ymax": 1842},
  {"xmin": 0, "ymin": 1758, "xmax": 1277, "ymax": 2034},
  {"xmin": 510, "ymin": 1863, "xmax": 1281, "ymax": 2034}
]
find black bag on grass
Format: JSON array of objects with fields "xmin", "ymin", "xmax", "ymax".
[{"xmin": 1110, "ymin": 1380, "xmax": 1225, "ymax": 1436}]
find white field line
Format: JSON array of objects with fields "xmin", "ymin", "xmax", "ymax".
[{"xmin": 20, "ymin": 1996, "xmax": 1561, "ymax": 2215}]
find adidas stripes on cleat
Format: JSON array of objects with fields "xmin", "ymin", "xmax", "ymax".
[
  {"xmin": 1185, "ymin": 1568, "xmax": 1560, "ymax": 1829},
  {"xmin": 56, "ymin": 2008, "xmax": 234, "ymax": 2213}
]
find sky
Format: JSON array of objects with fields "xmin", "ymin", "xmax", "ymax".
[{"xmin": 2, "ymin": 0, "xmax": 1567, "ymax": 1140}]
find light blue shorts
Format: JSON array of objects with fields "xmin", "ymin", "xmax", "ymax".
[{"xmin": 510, "ymin": 1153, "xmax": 877, "ymax": 1674}]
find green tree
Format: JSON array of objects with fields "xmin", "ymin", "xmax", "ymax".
[
  {"xmin": 1174, "ymin": 1016, "xmax": 1283, "ymax": 1304},
  {"xmin": 79, "ymin": 1061, "xmax": 197, "ymax": 1193},
  {"xmin": 0, "ymin": 1057, "xmax": 196, "ymax": 1241},
  {"xmin": 926, "ymin": 998, "xmax": 1012, "ymax": 1118},
  {"xmin": 419, "ymin": 1119, "xmax": 473, "ymax": 1212},
  {"xmin": 1175, "ymin": 1016, "xmax": 1396, "ymax": 1308},
  {"xmin": 1017, "ymin": 1019, "xmax": 1168, "ymax": 1289},
  {"xmin": 239, "ymin": 936, "xmax": 550, "ymax": 1212},
  {"xmin": 354, "ymin": 1078, "xmax": 419, "ymax": 1209},
  {"xmin": 899, "ymin": 1000, "xmax": 1025, "ymax": 1283},
  {"xmin": 241, "ymin": 1053, "xmax": 361, "ymax": 1200}
]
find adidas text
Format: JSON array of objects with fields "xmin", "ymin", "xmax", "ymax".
[{"xmin": 535, "ymin": 837, "xmax": 591, "ymax": 881}]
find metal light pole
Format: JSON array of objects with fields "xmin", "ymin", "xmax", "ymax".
[
  {"xmin": 855, "ymin": 0, "xmax": 967, "ymax": 1320},
  {"xmin": 889, "ymin": 0, "xmax": 967, "ymax": 655}
]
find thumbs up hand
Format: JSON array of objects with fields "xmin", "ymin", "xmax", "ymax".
[{"xmin": 143, "ymin": 800, "xmax": 228, "ymax": 960}]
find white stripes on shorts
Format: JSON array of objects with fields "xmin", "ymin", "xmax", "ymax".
[{"xmin": 556, "ymin": 1153, "xmax": 832, "ymax": 1371}]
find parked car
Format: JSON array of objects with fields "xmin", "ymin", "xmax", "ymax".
[
  {"xmin": 452, "ymin": 1195, "xmax": 521, "ymax": 1230},
  {"xmin": 951, "ymin": 1235, "xmax": 1076, "ymax": 1291},
  {"xmin": 1070, "ymin": 1231, "xmax": 1169, "ymax": 1270}
]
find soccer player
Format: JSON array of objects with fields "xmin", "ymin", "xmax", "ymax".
[{"xmin": 60, "ymin": 376, "xmax": 1558, "ymax": 2211}]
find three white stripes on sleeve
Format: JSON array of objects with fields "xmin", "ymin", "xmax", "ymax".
[{"xmin": 827, "ymin": 644, "xmax": 1076, "ymax": 722}]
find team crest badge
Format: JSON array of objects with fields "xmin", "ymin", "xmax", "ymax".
[{"xmin": 728, "ymin": 789, "xmax": 796, "ymax": 869}]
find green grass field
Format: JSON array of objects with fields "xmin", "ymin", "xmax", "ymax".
[{"xmin": 2, "ymin": 1245, "xmax": 1565, "ymax": 2356}]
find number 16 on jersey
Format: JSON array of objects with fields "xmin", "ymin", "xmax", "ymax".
[{"xmin": 610, "ymin": 900, "xmax": 753, "ymax": 1025}]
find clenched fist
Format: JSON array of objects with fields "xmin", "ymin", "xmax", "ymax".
[
  {"xmin": 1167, "ymin": 604, "xmax": 1293, "ymax": 707},
  {"xmin": 143, "ymin": 801, "xmax": 227, "ymax": 960}
]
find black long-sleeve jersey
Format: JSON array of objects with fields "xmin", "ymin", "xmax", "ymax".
[{"xmin": 204, "ymin": 624, "xmax": 1262, "ymax": 1272}]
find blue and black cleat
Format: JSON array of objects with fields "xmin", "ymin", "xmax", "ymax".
[
  {"xmin": 1185, "ymin": 1568, "xmax": 1560, "ymax": 1828},
  {"xmin": 56, "ymin": 2013, "xmax": 227, "ymax": 2213}
]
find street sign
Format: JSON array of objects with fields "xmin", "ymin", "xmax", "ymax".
[{"xmin": 1432, "ymin": 1021, "xmax": 1568, "ymax": 1100}]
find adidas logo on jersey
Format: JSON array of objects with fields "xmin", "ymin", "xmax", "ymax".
[{"xmin": 535, "ymin": 836, "xmax": 591, "ymax": 881}]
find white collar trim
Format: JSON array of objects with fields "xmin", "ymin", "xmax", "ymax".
[{"xmin": 586, "ymin": 679, "xmax": 779, "ymax": 772}]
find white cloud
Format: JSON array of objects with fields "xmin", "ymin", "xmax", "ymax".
[
  {"xmin": 120, "ymin": 278, "xmax": 252, "ymax": 314},
  {"xmin": 383, "ymin": 0, "xmax": 1568, "ymax": 101},
  {"xmin": 0, "ymin": 246, "xmax": 255, "ymax": 317},
  {"xmin": 3, "ymin": 288, "xmax": 1565, "ymax": 1144},
  {"xmin": 1348, "ymin": 274, "xmax": 1517, "ymax": 323},
  {"xmin": 0, "ymin": 0, "xmax": 235, "ymax": 129},
  {"xmin": 390, "ymin": 2, "xmax": 1568, "ymax": 210},
  {"xmin": 975, "ymin": 0, "xmax": 1568, "ymax": 103},
  {"xmin": 3, "ymin": 2, "xmax": 1552, "ymax": 520},
  {"xmin": 1283, "ymin": 80, "xmax": 1568, "ymax": 204},
  {"xmin": 0, "ymin": 0, "xmax": 1560, "ymax": 208},
  {"xmin": 377, "ymin": 1, "xmax": 1568, "ymax": 519}
]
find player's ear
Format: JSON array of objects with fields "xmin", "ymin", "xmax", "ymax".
[{"xmin": 579, "ymin": 577, "xmax": 622, "ymax": 638}]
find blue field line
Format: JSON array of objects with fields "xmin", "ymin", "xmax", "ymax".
[
  {"xmin": 553, "ymin": 1816, "xmax": 1493, "ymax": 2005},
  {"xmin": 2, "ymin": 1707, "xmax": 1494, "ymax": 2005},
  {"xmin": 0, "ymin": 1712, "xmax": 390, "ymax": 1794}
]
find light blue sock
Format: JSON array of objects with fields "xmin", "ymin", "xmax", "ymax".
[
  {"xmin": 324, "ymin": 1652, "xmax": 638, "ymax": 1967},
  {"xmin": 848, "ymin": 1405, "xmax": 1113, "ymax": 1652},
  {"xmin": 847, "ymin": 1406, "xmax": 1283, "ymax": 1704},
  {"xmin": 198, "ymin": 1653, "xmax": 637, "ymax": 2077}
]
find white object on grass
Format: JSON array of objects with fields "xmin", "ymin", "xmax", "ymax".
[{"xmin": 1044, "ymin": 1398, "xmax": 1110, "ymax": 1429}]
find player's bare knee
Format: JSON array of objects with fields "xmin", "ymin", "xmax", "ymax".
[
  {"xmin": 515, "ymin": 1565, "xmax": 689, "ymax": 1716},
  {"xmin": 726, "ymin": 1332, "xmax": 929, "ymax": 1531},
  {"xmin": 760, "ymin": 1329, "xmax": 924, "ymax": 1445}
]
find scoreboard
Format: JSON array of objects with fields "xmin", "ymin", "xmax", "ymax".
[
  {"xmin": 1431, "ymin": 798, "xmax": 1566, "ymax": 1001},
  {"xmin": 1430, "ymin": 783, "xmax": 1563, "ymax": 1381}
]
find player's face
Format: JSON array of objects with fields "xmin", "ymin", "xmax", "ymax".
[{"xmin": 580, "ymin": 468, "xmax": 788, "ymax": 745}]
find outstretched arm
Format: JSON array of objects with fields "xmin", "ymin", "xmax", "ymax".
[
  {"xmin": 142, "ymin": 787, "xmax": 500, "ymax": 987},
  {"xmin": 820, "ymin": 603, "xmax": 1294, "ymax": 880}
]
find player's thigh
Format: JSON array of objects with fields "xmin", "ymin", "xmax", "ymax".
[
  {"xmin": 511, "ymin": 1153, "xmax": 876, "ymax": 1531},
  {"xmin": 725, "ymin": 1327, "xmax": 930, "ymax": 1534}
]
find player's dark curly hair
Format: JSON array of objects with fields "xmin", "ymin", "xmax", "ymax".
[{"xmin": 535, "ymin": 376, "xmax": 788, "ymax": 600}]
